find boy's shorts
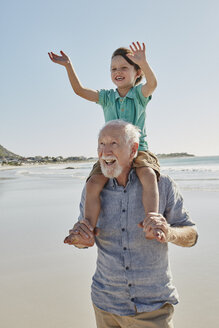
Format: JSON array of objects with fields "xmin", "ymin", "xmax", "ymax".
[{"xmin": 88, "ymin": 150, "xmax": 160, "ymax": 180}]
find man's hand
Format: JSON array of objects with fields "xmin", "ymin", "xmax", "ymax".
[
  {"xmin": 64, "ymin": 219, "xmax": 96, "ymax": 248},
  {"xmin": 138, "ymin": 212, "xmax": 174, "ymax": 243},
  {"xmin": 48, "ymin": 50, "xmax": 71, "ymax": 67}
]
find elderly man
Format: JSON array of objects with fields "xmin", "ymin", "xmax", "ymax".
[{"xmin": 64, "ymin": 120, "xmax": 198, "ymax": 328}]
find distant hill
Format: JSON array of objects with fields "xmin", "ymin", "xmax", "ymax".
[
  {"xmin": 157, "ymin": 152, "xmax": 194, "ymax": 158},
  {"xmin": 0, "ymin": 144, "xmax": 20, "ymax": 159},
  {"xmin": 0, "ymin": 144, "xmax": 195, "ymax": 162}
]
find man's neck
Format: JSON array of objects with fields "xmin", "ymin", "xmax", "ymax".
[{"xmin": 115, "ymin": 166, "xmax": 132, "ymax": 187}]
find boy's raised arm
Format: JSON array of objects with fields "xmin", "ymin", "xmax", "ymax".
[
  {"xmin": 48, "ymin": 50, "xmax": 99, "ymax": 103},
  {"xmin": 127, "ymin": 42, "xmax": 157, "ymax": 98}
]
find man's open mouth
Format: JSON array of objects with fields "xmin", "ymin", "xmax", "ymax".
[{"xmin": 104, "ymin": 159, "xmax": 116, "ymax": 166}]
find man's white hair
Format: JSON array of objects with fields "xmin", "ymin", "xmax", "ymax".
[{"xmin": 99, "ymin": 120, "xmax": 140, "ymax": 156}]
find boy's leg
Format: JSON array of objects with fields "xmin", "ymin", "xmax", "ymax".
[
  {"xmin": 136, "ymin": 166, "xmax": 158, "ymax": 213},
  {"xmin": 66, "ymin": 174, "xmax": 108, "ymax": 247},
  {"xmin": 85, "ymin": 173, "xmax": 108, "ymax": 229},
  {"xmin": 136, "ymin": 167, "xmax": 164, "ymax": 240}
]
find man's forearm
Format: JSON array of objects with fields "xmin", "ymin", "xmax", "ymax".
[{"xmin": 168, "ymin": 226, "xmax": 198, "ymax": 247}]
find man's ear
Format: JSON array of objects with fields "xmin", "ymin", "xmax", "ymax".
[{"xmin": 130, "ymin": 142, "xmax": 139, "ymax": 159}]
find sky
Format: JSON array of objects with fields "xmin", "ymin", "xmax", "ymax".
[{"xmin": 1, "ymin": 0, "xmax": 219, "ymax": 157}]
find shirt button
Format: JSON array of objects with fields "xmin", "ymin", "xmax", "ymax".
[
  {"xmin": 122, "ymin": 209, "xmax": 126, "ymax": 212},
  {"xmin": 131, "ymin": 298, "xmax": 135, "ymax": 302},
  {"xmin": 124, "ymin": 190, "xmax": 127, "ymax": 193},
  {"xmin": 128, "ymin": 283, "xmax": 132, "ymax": 287},
  {"xmin": 121, "ymin": 108, "xmax": 124, "ymax": 112},
  {"xmin": 126, "ymin": 266, "xmax": 129, "ymax": 270},
  {"xmin": 122, "ymin": 228, "xmax": 125, "ymax": 232},
  {"xmin": 123, "ymin": 247, "xmax": 127, "ymax": 250}
]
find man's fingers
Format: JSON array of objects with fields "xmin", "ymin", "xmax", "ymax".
[
  {"xmin": 67, "ymin": 227, "xmax": 90, "ymax": 241},
  {"xmin": 68, "ymin": 220, "xmax": 94, "ymax": 239},
  {"xmin": 154, "ymin": 229, "xmax": 167, "ymax": 243},
  {"xmin": 79, "ymin": 219, "xmax": 94, "ymax": 232},
  {"xmin": 144, "ymin": 222, "xmax": 168, "ymax": 236},
  {"xmin": 143, "ymin": 214, "xmax": 167, "ymax": 229},
  {"xmin": 69, "ymin": 222, "xmax": 80, "ymax": 234},
  {"xmin": 146, "ymin": 212, "xmax": 162, "ymax": 219},
  {"xmin": 138, "ymin": 219, "xmax": 167, "ymax": 242},
  {"xmin": 139, "ymin": 213, "xmax": 170, "ymax": 243},
  {"xmin": 154, "ymin": 229, "xmax": 164, "ymax": 239},
  {"xmin": 76, "ymin": 225, "xmax": 93, "ymax": 239}
]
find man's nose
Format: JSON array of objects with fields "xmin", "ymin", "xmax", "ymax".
[{"xmin": 102, "ymin": 144, "xmax": 112, "ymax": 155}]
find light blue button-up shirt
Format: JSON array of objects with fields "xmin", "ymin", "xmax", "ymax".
[
  {"xmin": 78, "ymin": 171, "xmax": 196, "ymax": 316},
  {"xmin": 98, "ymin": 84, "xmax": 151, "ymax": 151}
]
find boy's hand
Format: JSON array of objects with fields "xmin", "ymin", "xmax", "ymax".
[
  {"xmin": 48, "ymin": 50, "xmax": 71, "ymax": 67},
  {"xmin": 127, "ymin": 42, "xmax": 147, "ymax": 67}
]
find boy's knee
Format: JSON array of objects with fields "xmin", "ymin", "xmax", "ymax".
[
  {"xmin": 137, "ymin": 167, "xmax": 156, "ymax": 178},
  {"xmin": 86, "ymin": 174, "xmax": 107, "ymax": 192}
]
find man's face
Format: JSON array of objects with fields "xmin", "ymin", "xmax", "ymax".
[{"xmin": 98, "ymin": 126, "xmax": 133, "ymax": 179}]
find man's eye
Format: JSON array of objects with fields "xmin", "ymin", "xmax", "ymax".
[
  {"xmin": 112, "ymin": 142, "xmax": 117, "ymax": 146},
  {"xmin": 111, "ymin": 68, "xmax": 116, "ymax": 71}
]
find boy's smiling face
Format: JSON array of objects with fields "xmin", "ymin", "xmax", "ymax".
[{"xmin": 110, "ymin": 55, "xmax": 140, "ymax": 91}]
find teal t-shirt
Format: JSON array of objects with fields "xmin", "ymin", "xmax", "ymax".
[{"xmin": 97, "ymin": 84, "xmax": 151, "ymax": 151}]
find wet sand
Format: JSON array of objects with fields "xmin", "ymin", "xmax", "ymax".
[{"xmin": 0, "ymin": 173, "xmax": 218, "ymax": 328}]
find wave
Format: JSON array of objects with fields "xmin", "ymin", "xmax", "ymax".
[
  {"xmin": 161, "ymin": 166, "xmax": 219, "ymax": 173},
  {"xmin": 1, "ymin": 157, "xmax": 219, "ymax": 191}
]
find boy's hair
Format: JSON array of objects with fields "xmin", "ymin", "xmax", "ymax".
[{"xmin": 111, "ymin": 47, "xmax": 144, "ymax": 85}]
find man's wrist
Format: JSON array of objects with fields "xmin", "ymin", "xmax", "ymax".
[{"xmin": 167, "ymin": 227, "xmax": 177, "ymax": 243}]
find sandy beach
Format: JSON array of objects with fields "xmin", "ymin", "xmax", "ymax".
[{"xmin": 0, "ymin": 163, "xmax": 219, "ymax": 328}]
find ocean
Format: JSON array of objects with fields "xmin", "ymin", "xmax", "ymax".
[{"xmin": 1, "ymin": 155, "xmax": 219, "ymax": 191}]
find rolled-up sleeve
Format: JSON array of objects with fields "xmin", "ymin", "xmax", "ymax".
[
  {"xmin": 163, "ymin": 177, "xmax": 196, "ymax": 227},
  {"xmin": 134, "ymin": 83, "xmax": 152, "ymax": 107},
  {"xmin": 77, "ymin": 187, "xmax": 86, "ymax": 222},
  {"xmin": 97, "ymin": 89, "xmax": 109, "ymax": 107}
]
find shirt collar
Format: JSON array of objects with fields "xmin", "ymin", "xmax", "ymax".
[
  {"xmin": 115, "ymin": 87, "xmax": 135, "ymax": 100},
  {"xmin": 107, "ymin": 168, "xmax": 136, "ymax": 189}
]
